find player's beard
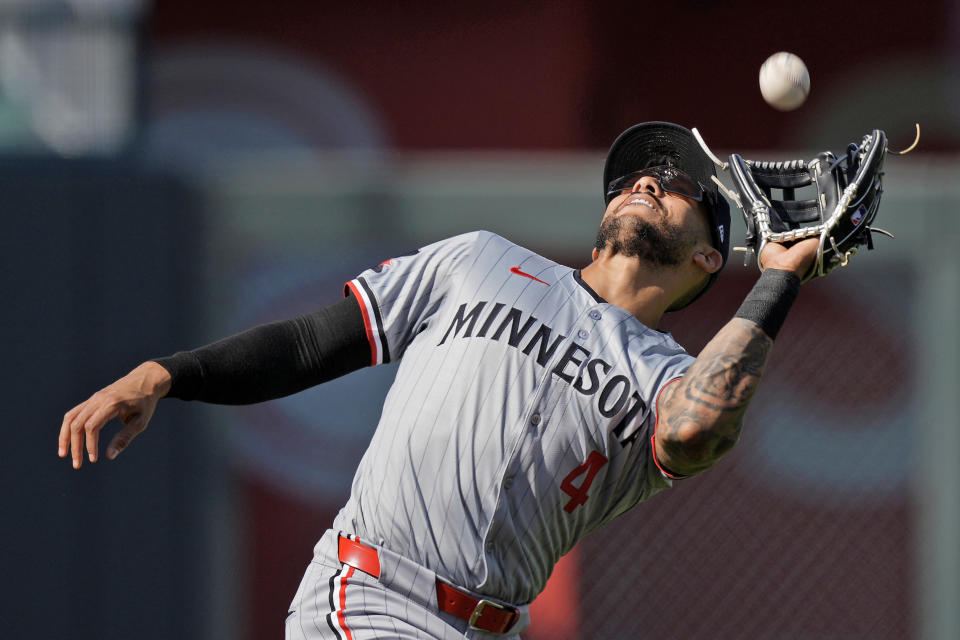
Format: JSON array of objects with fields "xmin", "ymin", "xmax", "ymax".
[{"xmin": 593, "ymin": 215, "xmax": 697, "ymax": 267}]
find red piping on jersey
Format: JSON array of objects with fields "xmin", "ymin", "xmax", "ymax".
[
  {"xmin": 651, "ymin": 376, "xmax": 688, "ymax": 480},
  {"xmin": 346, "ymin": 280, "xmax": 378, "ymax": 367},
  {"xmin": 336, "ymin": 565, "xmax": 356, "ymax": 640}
]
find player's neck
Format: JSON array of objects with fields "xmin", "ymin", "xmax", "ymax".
[{"xmin": 581, "ymin": 252, "xmax": 681, "ymax": 329}]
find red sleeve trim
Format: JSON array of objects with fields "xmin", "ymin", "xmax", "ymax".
[
  {"xmin": 650, "ymin": 376, "xmax": 689, "ymax": 480},
  {"xmin": 345, "ymin": 280, "xmax": 379, "ymax": 366}
]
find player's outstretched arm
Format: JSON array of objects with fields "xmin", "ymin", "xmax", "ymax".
[
  {"xmin": 654, "ymin": 318, "xmax": 771, "ymax": 476},
  {"xmin": 59, "ymin": 295, "xmax": 370, "ymax": 469},
  {"xmin": 654, "ymin": 238, "xmax": 819, "ymax": 477},
  {"xmin": 59, "ymin": 361, "xmax": 171, "ymax": 469}
]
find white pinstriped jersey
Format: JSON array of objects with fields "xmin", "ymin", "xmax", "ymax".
[{"xmin": 336, "ymin": 231, "xmax": 694, "ymax": 605}]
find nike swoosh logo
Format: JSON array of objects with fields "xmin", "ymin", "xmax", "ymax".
[{"xmin": 510, "ymin": 266, "xmax": 549, "ymax": 285}]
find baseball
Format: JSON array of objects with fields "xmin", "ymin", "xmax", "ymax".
[{"xmin": 759, "ymin": 52, "xmax": 810, "ymax": 111}]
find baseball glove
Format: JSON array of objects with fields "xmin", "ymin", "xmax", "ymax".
[{"xmin": 725, "ymin": 130, "xmax": 890, "ymax": 281}]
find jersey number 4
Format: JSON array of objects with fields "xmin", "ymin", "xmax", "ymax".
[{"xmin": 560, "ymin": 451, "xmax": 608, "ymax": 513}]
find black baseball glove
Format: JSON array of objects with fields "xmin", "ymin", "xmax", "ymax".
[{"xmin": 726, "ymin": 130, "xmax": 889, "ymax": 281}]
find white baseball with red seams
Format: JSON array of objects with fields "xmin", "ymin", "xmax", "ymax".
[
  {"xmin": 287, "ymin": 230, "xmax": 694, "ymax": 639},
  {"xmin": 759, "ymin": 52, "xmax": 810, "ymax": 111}
]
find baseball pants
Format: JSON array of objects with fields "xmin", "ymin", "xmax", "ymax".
[{"xmin": 285, "ymin": 529, "xmax": 530, "ymax": 640}]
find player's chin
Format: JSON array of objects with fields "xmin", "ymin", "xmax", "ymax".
[
  {"xmin": 596, "ymin": 216, "xmax": 650, "ymax": 252},
  {"xmin": 598, "ymin": 217, "xmax": 694, "ymax": 267}
]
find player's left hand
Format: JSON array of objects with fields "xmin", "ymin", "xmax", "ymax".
[
  {"xmin": 726, "ymin": 129, "xmax": 888, "ymax": 282},
  {"xmin": 758, "ymin": 237, "xmax": 820, "ymax": 279}
]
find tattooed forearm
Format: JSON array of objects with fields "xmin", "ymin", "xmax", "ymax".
[
  {"xmin": 684, "ymin": 321, "xmax": 772, "ymax": 412},
  {"xmin": 656, "ymin": 318, "xmax": 774, "ymax": 476}
]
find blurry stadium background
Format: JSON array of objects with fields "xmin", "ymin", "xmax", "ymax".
[{"xmin": 4, "ymin": 1, "xmax": 960, "ymax": 638}]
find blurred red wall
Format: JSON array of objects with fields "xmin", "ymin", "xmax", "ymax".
[{"xmin": 149, "ymin": 0, "xmax": 955, "ymax": 152}]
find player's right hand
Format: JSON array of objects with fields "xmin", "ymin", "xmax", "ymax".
[{"xmin": 58, "ymin": 361, "xmax": 172, "ymax": 469}]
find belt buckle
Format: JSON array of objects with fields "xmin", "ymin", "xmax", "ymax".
[{"xmin": 468, "ymin": 599, "xmax": 510, "ymax": 632}]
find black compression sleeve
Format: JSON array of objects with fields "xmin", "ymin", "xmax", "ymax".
[{"xmin": 152, "ymin": 294, "xmax": 369, "ymax": 403}]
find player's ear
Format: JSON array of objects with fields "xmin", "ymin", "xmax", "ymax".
[
  {"xmin": 591, "ymin": 248, "xmax": 600, "ymax": 261},
  {"xmin": 693, "ymin": 247, "xmax": 722, "ymax": 274}
]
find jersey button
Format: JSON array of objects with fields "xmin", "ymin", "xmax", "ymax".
[
  {"xmin": 504, "ymin": 475, "xmax": 514, "ymax": 489},
  {"xmin": 485, "ymin": 541, "xmax": 494, "ymax": 553},
  {"xmin": 530, "ymin": 413, "xmax": 541, "ymax": 426},
  {"xmin": 577, "ymin": 329, "xmax": 589, "ymax": 340},
  {"xmin": 589, "ymin": 310, "xmax": 601, "ymax": 320}
]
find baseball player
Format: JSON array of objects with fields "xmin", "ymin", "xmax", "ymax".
[{"xmin": 59, "ymin": 121, "xmax": 819, "ymax": 639}]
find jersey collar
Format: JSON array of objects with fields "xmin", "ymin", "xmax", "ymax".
[{"xmin": 573, "ymin": 269, "xmax": 606, "ymax": 304}]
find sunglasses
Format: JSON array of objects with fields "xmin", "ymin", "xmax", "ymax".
[{"xmin": 606, "ymin": 166, "xmax": 705, "ymax": 202}]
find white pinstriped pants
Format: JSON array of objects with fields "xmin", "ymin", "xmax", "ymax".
[{"xmin": 285, "ymin": 529, "xmax": 529, "ymax": 640}]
